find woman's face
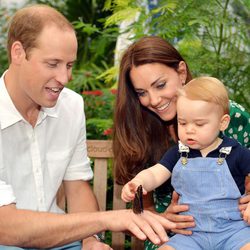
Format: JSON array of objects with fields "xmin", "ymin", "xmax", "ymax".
[{"xmin": 130, "ymin": 62, "xmax": 187, "ymax": 121}]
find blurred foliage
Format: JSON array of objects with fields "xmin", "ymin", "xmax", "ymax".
[
  {"xmin": 82, "ymin": 89, "xmax": 116, "ymax": 139},
  {"xmin": 104, "ymin": 0, "xmax": 250, "ymax": 110},
  {"xmin": 0, "ymin": 5, "xmax": 16, "ymax": 75}
]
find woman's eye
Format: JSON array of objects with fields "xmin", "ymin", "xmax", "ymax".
[
  {"xmin": 136, "ymin": 91, "xmax": 145, "ymax": 97},
  {"xmin": 157, "ymin": 81, "xmax": 166, "ymax": 89}
]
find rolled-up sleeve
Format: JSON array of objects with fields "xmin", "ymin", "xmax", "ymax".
[{"xmin": 0, "ymin": 180, "xmax": 16, "ymax": 206}]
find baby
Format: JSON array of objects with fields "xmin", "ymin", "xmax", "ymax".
[{"xmin": 122, "ymin": 77, "xmax": 250, "ymax": 249}]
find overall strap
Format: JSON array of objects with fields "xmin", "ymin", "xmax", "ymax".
[
  {"xmin": 178, "ymin": 141, "xmax": 189, "ymax": 165},
  {"xmin": 217, "ymin": 146, "xmax": 232, "ymax": 165}
]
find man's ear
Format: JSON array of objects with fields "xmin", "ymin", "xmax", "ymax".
[
  {"xmin": 220, "ymin": 114, "xmax": 230, "ymax": 132},
  {"xmin": 178, "ymin": 61, "xmax": 187, "ymax": 85},
  {"xmin": 10, "ymin": 41, "xmax": 25, "ymax": 64}
]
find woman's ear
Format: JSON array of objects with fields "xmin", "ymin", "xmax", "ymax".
[
  {"xmin": 178, "ymin": 61, "xmax": 187, "ymax": 85},
  {"xmin": 10, "ymin": 41, "xmax": 25, "ymax": 64},
  {"xmin": 220, "ymin": 114, "xmax": 230, "ymax": 132}
]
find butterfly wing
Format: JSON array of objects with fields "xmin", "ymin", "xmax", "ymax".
[{"xmin": 132, "ymin": 185, "xmax": 144, "ymax": 214}]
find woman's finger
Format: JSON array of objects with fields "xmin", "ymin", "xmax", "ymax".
[
  {"xmin": 239, "ymin": 194, "xmax": 250, "ymax": 205},
  {"xmin": 171, "ymin": 228, "xmax": 192, "ymax": 235},
  {"xmin": 165, "ymin": 212, "xmax": 194, "ymax": 223}
]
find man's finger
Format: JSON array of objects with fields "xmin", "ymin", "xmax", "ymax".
[{"xmin": 128, "ymin": 218, "xmax": 161, "ymax": 245}]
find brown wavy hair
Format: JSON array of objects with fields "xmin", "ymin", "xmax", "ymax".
[{"xmin": 113, "ymin": 36, "xmax": 192, "ymax": 185}]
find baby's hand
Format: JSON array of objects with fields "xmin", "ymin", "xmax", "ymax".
[
  {"xmin": 243, "ymin": 203, "xmax": 250, "ymax": 224},
  {"xmin": 121, "ymin": 179, "xmax": 145, "ymax": 202}
]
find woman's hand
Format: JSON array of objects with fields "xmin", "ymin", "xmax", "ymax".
[
  {"xmin": 242, "ymin": 202, "xmax": 250, "ymax": 224},
  {"xmin": 164, "ymin": 191, "xmax": 195, "ymax": 235},
  {"xmin": 239, "ymin": 195, "xmax": 250, "ymax": 215},
  {"xmin": 239, "ymin": 176, "xmax": 250, "ymax": 215}
]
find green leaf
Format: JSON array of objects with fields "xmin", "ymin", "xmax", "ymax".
[{"xmin": 104, "ymin": 7, "xmax": 140, "ymax": 27}]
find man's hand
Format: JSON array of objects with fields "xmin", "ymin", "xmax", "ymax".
[
  {"xmin": 164, "ymin": 191, "xmax": 195, "ymax": 235},
  {"xmin": 103, "ymin": 209, "xmax": 176, "ymax": 246},
  {"xmin": 82, "ymin": 236, "xmax": 112, "ymax": 250}
]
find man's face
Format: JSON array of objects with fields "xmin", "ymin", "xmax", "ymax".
[{"xmin": 19, "ymin": 25, "xmax": 77, "ymax": 108}]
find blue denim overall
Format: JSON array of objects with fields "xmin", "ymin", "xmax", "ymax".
[{"xmin": 163, "ymin": 145, "xmax": 250, "ymax": 250}]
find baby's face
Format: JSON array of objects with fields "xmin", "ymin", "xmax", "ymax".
[{"xmin": 177, "ymin": 96, "xmax": 224, "ymax": 151}]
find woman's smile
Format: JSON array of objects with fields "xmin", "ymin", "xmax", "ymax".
[{"xmin": 155, "ymin": 100, "xmax": 172, "ymax": 112}]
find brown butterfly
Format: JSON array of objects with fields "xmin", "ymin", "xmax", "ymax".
[{"xmin": 132, "ymin": 185, "xmax": 144, "ymax": 214}]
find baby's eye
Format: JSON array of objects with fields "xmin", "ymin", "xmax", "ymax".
[
  {"xmin": 196, "ymin": 123, "xmax": 205, "ymax": 127},
  {"xmin": 178, "ymin": 121, "xmax": 186, "ymax": 126}
]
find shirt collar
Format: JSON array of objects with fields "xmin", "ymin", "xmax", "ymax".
[
  {"xmin": 0, "ymin": 71, "xmax": 58, "ymax": 130},
  {"xmin": 218, "ymin": 135, "xmax": 239, "ymax": 148},
  {"xmin": 185, "ymin": 135, "xmax": 239, "ymax": 158}
]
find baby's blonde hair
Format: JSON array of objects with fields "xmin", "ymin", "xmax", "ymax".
[{"xmin": 178, "ymin": 76, "xmax": 229, "ymax": 115}]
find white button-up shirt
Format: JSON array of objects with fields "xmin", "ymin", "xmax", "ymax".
[{"xmin": 0, "ymin": 72, "xmax": 93, "ymax": 213}]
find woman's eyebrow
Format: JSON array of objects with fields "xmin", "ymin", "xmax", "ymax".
[{"xmin": 150, "ymin": 76, "xmax": 164, "ymax": 87}]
